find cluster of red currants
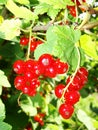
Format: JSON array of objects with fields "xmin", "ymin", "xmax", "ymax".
[
  {"xmin": 13, "ymin": 54, "xmax": 69, "ymax": 96},
  {"xmin": 55, "ymin": 67, "xmax": 88, "ymax": 119},
  {"xmin": 67, "ymin": 0, "xmax": 86, "ymax": 17},
  {"xmin": 20, "ymin": 36, "xmax": 43, "ymax": 52},
  {"xmin": 34, "ymin": 113, "xmax": 46, "ymax": 126}
]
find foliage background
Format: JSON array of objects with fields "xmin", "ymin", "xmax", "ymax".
[{"xmin": 0, "ymin": 0, "xmax": 98, "ymax": 130}]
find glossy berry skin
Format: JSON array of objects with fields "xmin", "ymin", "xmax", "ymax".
[
  {"xmin": 77, "ymin": 67, "xmax": 88, "ymax": 77},
  {"xmin": 64, "ymin": 90, "xmax": 80, "ymax": 105},
  {"xmin": 14, "ymin": 76, "xmax": 25, "ymax": 90},
  {"xmin": 38, "ymin": 54, "xmax": 54, "ymax": 68},
  {"xmin": 66, "ymin": 75, "xmax": 82, "ymax": 91},
  {"xmin": 20, "ymin": 37, "xmax": 29, "ymax": 45},
  {"xmin": 55, "ymin": 84, "xmax": 65, "ymax": 98},
  {"xmin": 30, "ymin": 41, "xmax": 37, "ymax": 52},
  {"xmin": 31, "ymin": 61, "xmax": 44, "ymax": 76},
  {"xmin": 24, "ymin": 71, "xmax": 38, "ymax": 80},
  {"xmin": 59, "ymin": 103, "xmax": 74, "ymax": 119},
  {"xmin": 13, "ymin": 60, "xmax": 25, "ymax": 74},
  {"xmin": 25, "ymin": 59, "xmax": 35, "ymax": 71},
  {"xmin": 30, "ymin": 78, "xmax": 40, "ymax": 88},
  {"xmin": 54, "ymin": 59, "xmax": 69, "ymax": 74},
  {"xmin": 45, "ymin": 65, "xmax": 57, "ymax": 78}
]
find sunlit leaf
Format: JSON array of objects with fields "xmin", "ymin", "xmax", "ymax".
[
  {"xmin": 80, "ymin": 34, "xmax": 98, "ymax": 61},
  {"xmin": 0, "ymin": 19, "xmax": 22, "ymax": 40},
  {"xmin": 0, "ymin": 99, "xmax": 5, "ymax": 121},
  {"xmin": 77, "ymin": 109, "xmax": 96, "ymax": 130},
  {"xmin": 0, "ymin": 70, "xmax": 11, "ymax": 88},
  {"xmin": 6, "ymin": 0, "xmax": 37, "ymax": 21}
]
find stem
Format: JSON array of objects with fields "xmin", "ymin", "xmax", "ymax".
[
  {"xmin": 26, "ymin": 21, "xmax": 35, "ymax": 60},
  {"xmin": 26, "ymin": 29, "xmax": 32, "ymax": 60},
  {"xmin": 17, "ymin": 92, "xmax": 23, "ymax": 106},
  {"xmin": 61, "ymin": 47, "xmax": 80, "ymax": 101}
]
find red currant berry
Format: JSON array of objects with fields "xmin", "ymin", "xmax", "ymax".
[
  {"xmin": 30, "ymin": 78, "xmax": 40, "ymax": 88},
  {"xmin": 45, "ymin": 65, "xmax": 57, "ymax": 78},
  {"xmin": 64, "ymin": 90, "xmax": 80, "ymax": 105},
  {"xmin": 67, "ymin": 6, "xmax": 76, "ymax": 17},
  {"xmin": 25, "ymin": 59, "xmax": 35, "ymax": 71},
  {"xmin": 14, "ymin": 76, "xmax": 25, "ymax": 90},
  {"xmin": 55, "ymin": 84, "xmax": 65, "ymax": 98},
  {"xmin": 20, "ymin": 37, "xmax": 29, "ymax": 46},
  {"xmin": 27, "ymin": 88, "xmax": 37, "ymax": 97},
  {"xmin": 59, "ymin": 103, "xmax": 74, "ymax": 119},
  {"xmin": 22, "ymin": 85, "xmax": 29, "ymax": 94},
  {"xmin": 32, "ymin": 61, "xmax": 45, "ymax": 76},
  {"xmin": 36, "ymin": 40, "xmax": 43, "ymax": 45},
  {"xmin": 54, "ymin": 59, "xmax": 69, "ymax": 74},
  {"xmin": 38, "ymin": 54, "xmax": 54, "ymax": 68},
  {"xmin": 66, "ymin": 75, "xmax": 82, "ymax": 91},
  {"xmin": 24, "ymin": 71, "xmax": 38, "ymax": 80},
  {"xmin": 77, "ymin": 67, "xmax": 88, "ymax": 77},
  {"xmin": 30, "ymin": 41, "xmax": 38, "ymax": 52},
  {"xmin": 13, "ymin": 60, "xmax": 25, "ymax": 74}
]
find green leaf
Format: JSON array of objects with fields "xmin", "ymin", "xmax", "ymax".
[
  {"xmin": 38, "ymin": 0, "xmax": 74, "ymax": 9},
  {"xmin": 0, "ymin": 0, "xmax": 7, "ymax": 4},
  {"xmin": 0, "ymin": 99, "xmax": 5, "ymax": 121},
  {"xmin": 0, "ymin": 19, "xmax": 22, "ymax": 40},
  {"xmin": 31, "ymin": 93, "xmax": 46, "ymax": 109},
  {"xmin": 20, "ymin": 96, "xmax": 37, "ymax": 116},
  {"xmin": 0, "ymin": 122, "xmax": 12, "ymax": 130},
  {"xmin": 80, "ymin": 34, "xmax": 98, "ymax": 61},
  {"xmin": 0, "ymin": 42, "xmax": 24, "ymax": 61},
  {"xmin": 34, "ymin": 3, "xmax": 60, "ymax": 19},
  {"xmin": 77, "ymin": 109, "xmax": 96, "ymax": 130},
  {"xmin": 14, "ymin": 0, "xmax": 30, "ymax": 5},
  {"xmin": 34, "ymin": 25, "xmax": 82, "ymax": 70},
  {"xmin": 0, "ymin": 70, "xmax": 11, "ymax": 88},
  {"xmin": 6, "ymin": 0, "xmax": 37, "ymax": 21},
  {"xmin": 42, "ymin": 124, "xmax": 61, "ymax": 130}
]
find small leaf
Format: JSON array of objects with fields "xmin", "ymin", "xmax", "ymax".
[
  {"xmin": 0, "ymin": 70, "xmax": 11, "ymax": 88},
  {"xmin": 20, "ymin": 96, "xmax": 37, "ymax": 116},
  {"xmin": 77, "ymin": 109, "xmax": 96, "ymax": 130},
  {"xmin": 6, "ymin": 0, "xmax": 37, "ymax": 21},
  {"xmin": 0, "ymin": 122, "xmax": 12, "ymax": 130},
  {"xmin": 0, "ymin": 19, "xmax": 22, "ymax": 40},
  {"xmin": 80, "ymin": 34, "xmax": 98, "ymax": 61},
  {"xmin": 0, "ymin": 99, "xmax": 5, "ymax": 121}
]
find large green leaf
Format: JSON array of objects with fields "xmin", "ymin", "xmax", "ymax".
[
  {"xmin": 34, "ymin": 25, "xmax": 83, "ymax": 70},
  {"xmin": 38, "ymin": 0, "xmax": 74, "ymax": 9},
  {"xmin": 77, "ymin": 109, "xmax": 95, "ymax": 130},
  {"xmin": 0, "ymin": 122, "xmax": 12, "ymax": 130},
  {"xmin": 80, "ymin": 34, "xmax": 98, "ymax": 61},
  {"xmin": 0, "ymin": 19, "xmax": 22, "ymax": 40},
  {"xmin": 0, "ymin": 99, "xmax": 5, "ymax": 121},
  {"xmin": 0, "ymin": 70, "xmax": 11, "ymax": 88},
  {"xmin": 6, "ymin": 0, "xmax": 37, "ymax": 21}
]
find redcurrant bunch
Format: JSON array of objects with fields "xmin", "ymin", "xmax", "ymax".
[
  {"xmin": 67, "ymin": 0, "xmax": 86, "ymax": 17},
  {"xmin": 20, "ymin": 36, "xmax": 43, "ymax": 52},
  {"xmin": 34, "ymin": 113, "xmax": 45, "ymax": 126},
  {"xmin": 13, "ymin": 54, "xmax": 69, "ymax": 96},
  {"xmin": 54, "ymin": 67, "xmax": 88, "ymax": 119}
]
